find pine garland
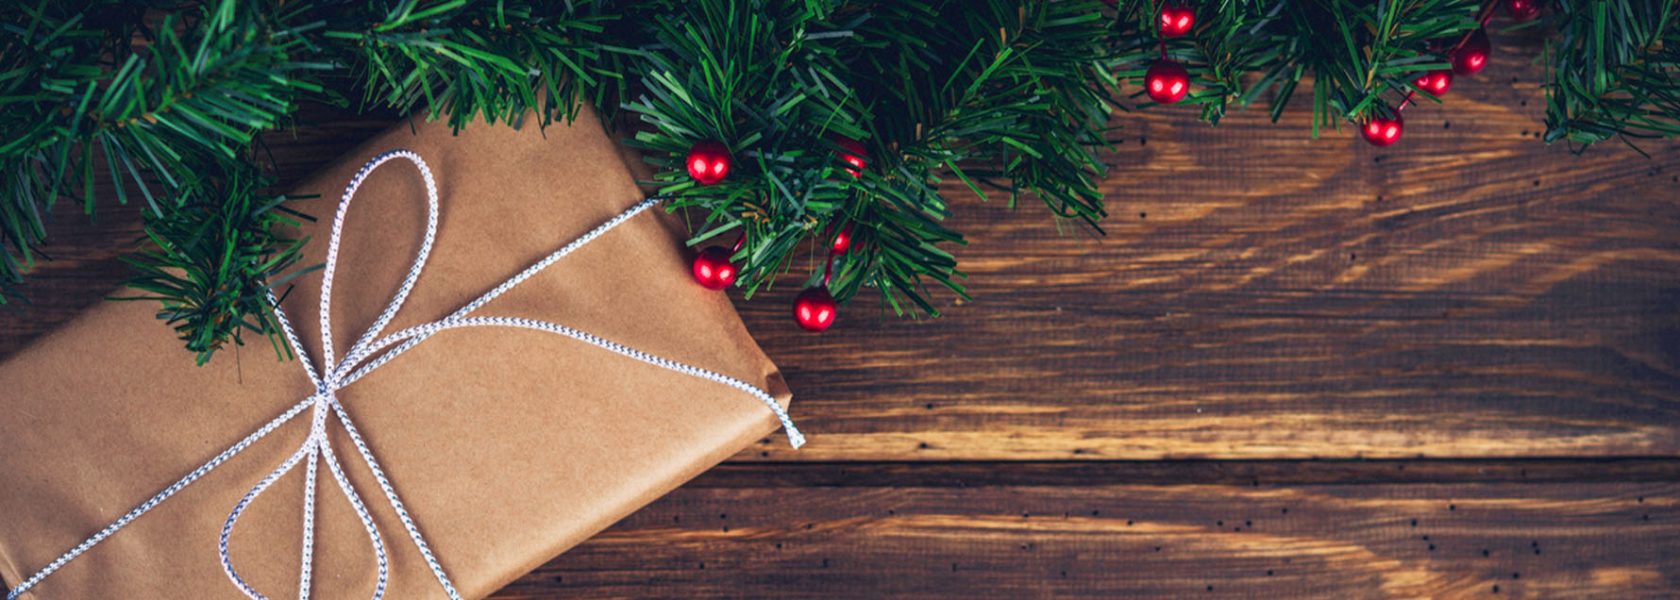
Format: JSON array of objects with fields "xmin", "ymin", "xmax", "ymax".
[{"xmin": 1, "ymin": 0, "xmax": 1675, "ymax": 362}]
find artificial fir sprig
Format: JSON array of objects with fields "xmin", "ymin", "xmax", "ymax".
[
  {"xmin": 1543, "ymin": 0, "xmax": 1680, "ymax": 148},
  {"xmin": 832, "ymin": 0, "xmax": 1117, "ymax": 313},
  {"xmin": 321, "ymin": 0, "xmax": 626, "ymax": 129},
  {"xmin": 623, "ymin": 1, "xmax": 869, "ymax": 304},
  {"xmin": 1, "ymin": 0, "xmax": 326, "ymax": 302},
  {"xmin": 116, "ymin": 164, "xmax": 317, "ymax": 366},
  {"xmin": 628, "ymin": 1, "xmax": 1117, "ymax": 316}
]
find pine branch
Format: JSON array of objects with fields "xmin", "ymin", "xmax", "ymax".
[
  {"xmin": 114, "ymin": 162, "xmax": 317, "ymax": 365},
  {"xmin": 831, "ymin": 0, "xmax": 1117, "ymax": 311},
  {"xmin": 624, "ymin": 0, "xmax": 870, "ymax": 301},
  {"xmin": 1, "ymin": 0, "xmax": 325, "ymax": 303},
  {"xmin": 319, "ymin": 0, "xmax": 625, "ymax": 129},
  {"xmin": 1543, "ymin": 0, "xmax": 1680, "ymax": 148}
]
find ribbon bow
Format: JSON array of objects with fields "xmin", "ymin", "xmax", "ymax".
[{"xmin": 7, "ymin": 150, "xmax": 803, "ymax": 600}]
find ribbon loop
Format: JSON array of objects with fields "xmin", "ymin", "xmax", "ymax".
[
  {"xmin": 316, "ymin": 151, "xmax": 440, "ymax": 377},
  {"xmin": 7, "ymin": 149, "xmax": 802, "ymax": 600}
]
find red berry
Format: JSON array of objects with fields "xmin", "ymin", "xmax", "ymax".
[
  {"xmin": 834, "ymin": 136, "xmax": 868, "ymax": 177},
  {"xmin": 691, "ymin": 246, "xmax": 737, "ymax": 290},
  {"xmin": 1159, "ymin": 5, "xmax": 1195, "ymax": 38},
  {"xmin": 1451, "ymin": 28, "xmax": 1491, "ymax": 76},
  {"xmin": 1414, "ymin": 70, "xmax": 1453, "ymax": 96},
  {"xmin": 1360, "ymin": 114, "xmax": 1404, "ymax": 147},
  {"xmin": 1505, "ymin": 0, "xmax": 1540, "ymax": 21},
  {"xmin": 792, "ymin": 287, "xmax": 837, "ymax": 332},
  {"xmin": 1144, "ymin": 60, "xmax": 1191, "ymax": 105},
  {"xmin": 831, "ymin": 226, "xmax": 853, "ymax": 254},
  {"xmin": 685, "ymin": 140, "xmax": 731, "ymax": 185}
]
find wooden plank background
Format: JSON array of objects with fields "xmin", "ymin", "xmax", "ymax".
[
  {"xmin": 3, "ymin": 30, "xmax": 1677, "ymax": 598},
  {"xmin": 501, "ymin": 465, "xmax": 1679, "ymax": 599}
]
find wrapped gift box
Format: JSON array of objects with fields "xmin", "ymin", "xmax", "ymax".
[{"xmin": 0, "ymin": 106, "xmax": 794, "ymax": 598}]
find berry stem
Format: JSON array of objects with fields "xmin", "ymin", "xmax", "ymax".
[
  {"xmin": 1155, "ymin": 0, "xmax": 1168, "ymax": 59},
  {"xmin": 1479, "ymin": 1, "xmax": 1498, "ymax": 26},
  {"xmin": 1404, "ymin": 1, "xmax": 1493, "ymax": 116},
  {"xmin": 1451, "ymin": 0, "xmax": 1500, "ymax": 52}
]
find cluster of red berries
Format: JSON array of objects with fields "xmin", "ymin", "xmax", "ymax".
[
  {"xmin": 1362, "ymin": 0, "xmax": 1540, "ymax": 147},
  {"xmin": 1142, "ymin": 4, "xmax": 1195, "ymax": 106},
  {"xmin": 1130, "ymin": 1, "xmax": 1541, "ymax": 148},
  {"xmin": 684, "ymin": 137, "xmax": 867, "ymax": 333}
]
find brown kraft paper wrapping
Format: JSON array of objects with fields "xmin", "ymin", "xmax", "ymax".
[{"xmin": 0, "ymin": 106, "xmax": 793, "ymax": 599}]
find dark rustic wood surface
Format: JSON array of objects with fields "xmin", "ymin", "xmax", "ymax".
[
  {"xmin": 502, "ymin": 470, "xmax": 1679, "ymax": 599},
  {"xmin": 3, "ymin": 31, "xmax": 1678, "ymax": 598}
]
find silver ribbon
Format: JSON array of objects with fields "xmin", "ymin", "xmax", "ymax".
[{"xmin": 6, "ymin": 150, "xmax": 803, "ymax": 600}]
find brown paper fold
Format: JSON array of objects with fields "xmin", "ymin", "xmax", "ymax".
[{"xmin": 0, "ymin": 106, "xmax": 791, "ymax": 599}]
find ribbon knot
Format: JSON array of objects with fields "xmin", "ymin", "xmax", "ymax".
[{"xmin": 8, "ymin": 150, "xmax": 802, "ymax": 600}]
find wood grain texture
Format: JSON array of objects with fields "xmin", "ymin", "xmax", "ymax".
[
  {"xmin": 672, "ymin": 459, "xmax": 1680, "ymax": 488},
  {"xmin": 492, "ymin": 478, "xmax": 1679, "ymax": 599}
]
